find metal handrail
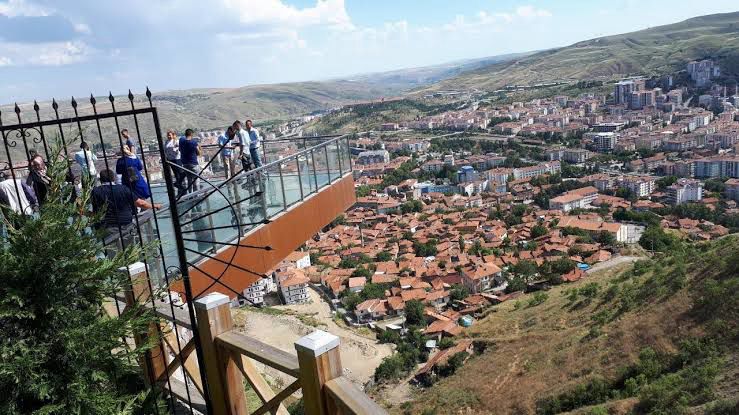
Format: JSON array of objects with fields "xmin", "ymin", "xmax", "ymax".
[{"xmin": 168, "ymin": 134, "xmax": 351, "ymax": 209}]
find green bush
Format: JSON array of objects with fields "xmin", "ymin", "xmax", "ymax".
[{"xmin": 527, "ymin": 291, "xmax": 549, "ymax": 307}]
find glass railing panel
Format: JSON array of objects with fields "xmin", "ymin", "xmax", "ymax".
[
  {"xmin": 313, "ymin": 145, "xmax": 330, "ymax": 188},
  {"xmin": 301, "ymin": 151, "xmax": 317, "ymax": 197},
  {"xmin": 327, "ymin": 140, "xmax": 341, "ymax": 181},
  {"xmin": 283, "ymin": 158, "xmax": 302, "ymax": 207},
  {"xmin": 262, "ymin": 163, "xmax": 285, "ymax": 218}
]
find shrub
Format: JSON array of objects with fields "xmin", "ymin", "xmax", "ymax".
[{"xmin": 527, "ymin": 291, "xmax": 549, "ymax": 307}]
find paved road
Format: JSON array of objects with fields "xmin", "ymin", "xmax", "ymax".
[{"xmin": 586, "ymin": 255, "xmax": 643, "ymax": 274}]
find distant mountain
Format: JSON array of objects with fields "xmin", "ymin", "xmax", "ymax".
[{"xmin": 420, "ymin": 11, "xmax": 739, "ymax": 93}]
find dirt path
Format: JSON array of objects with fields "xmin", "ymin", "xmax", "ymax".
[
  {"xmin": 233, "ymin": 289, "xmax": 393, "ymax": 389},
  {"xmin": 586, "ymin": 255, "xmax": 642, "ymax": 274}
]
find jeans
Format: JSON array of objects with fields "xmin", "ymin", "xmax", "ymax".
[
  {"xmin": 249, "ymin": 147, "xmax": 262, "ymax": 168},
  {"xmin": 183, "ymin": 163, "xmax": 199, "ymax": 193},
  {"xmin": 167, "ymin": 159, "xmax": 186, "ymax": 195}
]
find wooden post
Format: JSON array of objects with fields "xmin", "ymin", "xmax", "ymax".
[
  {"xmin": 295, "ymin": 330, "xmax": 342, "ymax": 415},
  {"xmin": 121, "ymin": 262, "xmax": 166, "ymax": 385},
  {"xmin": 194, "ymin": 292, "xmax": 248, "ymax": 415}
]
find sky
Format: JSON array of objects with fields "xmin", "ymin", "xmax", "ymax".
[{"xmin": 1, "ymin": 0, "xmax": 738, "ymax": 104}]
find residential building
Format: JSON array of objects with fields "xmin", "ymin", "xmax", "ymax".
[
  {"xmin": 284, "ymin": 251, "xmax": 311, "ymax": 269},
  {"xmin": 725, "ymin": 178, "xmax": 739, "ymax": 201},
  {"xmin": 549, "ymin": 186, "xmax": 598, "ymax": 212},
  {"xmin": 461, "ymin": 263, "xmax": 503, "ymax": 294},
  {"xmin": 356, "ymin": 150, "xmax": 390, "ymax": 165},
  {"xmin": 588, "ymin": 132, "xmax": 618, "ymax": 152},
  {"xmin": 556, "ymin": 216, "xmax": 629, "ymax": 243},
  {"xmin": 666, "ymin": 179, "xmax": 704, "ymax": 205},
  {"xmin": 563, "ymin": 148, "xmax": 592, "ymax": 163},
  {"xmin": 241, "ymin": 277, "xmax": 272, "ymax": 306},
  {"xmin": 277, "ymin": 268, "xmax": 310, "ymax": 304},
  {"xmin": 619, "ymin": 176, "xmax": 657, "ymax": 198},
  {"xmin": 687, "ymin": 60, "xmax": 720, "ymax": 87},
  {"xmin": 355, "ymin": 299, "xmax": 388, "ymax": 323}
]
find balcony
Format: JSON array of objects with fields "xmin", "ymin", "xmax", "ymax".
[{"xmin": 142, "ymin": 135, "xmax": 357, "ymax": 300}]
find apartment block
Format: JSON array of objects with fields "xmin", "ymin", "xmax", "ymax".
[
  {"xmin": 666, "ymin": 179, "xmax": 703, "ymax": 205},
  {"xmin": 550, "ymin": 186, "xmax": 598, "ymax": 212}
]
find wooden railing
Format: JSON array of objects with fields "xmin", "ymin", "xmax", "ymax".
[
  {"xmin": 118, "ymin": 263, "xmax": 386, "ymax": 415},
  {"xmin": 192, "ymin": 292, "xmax": 388, "ymax": 415}
]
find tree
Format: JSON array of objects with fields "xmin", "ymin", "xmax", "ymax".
[
  {"xmin": 639, "ymin": 226, "xmax": 680, "ymax": 252},
  {"xmin": 0, "ymin": 151, "xmax": 161, "ymax": 414},
  {"xmin": 458, "ymin": 235, "xmax": 465, "ymax": 252},
  {"xmin": 450, "ymin": 284, "xmax": 470, "ymax": 302},
  {"xmin": 404, "ymin": 300, "xmax": 426, "ymax": 327},
  {"xmin": 507, "ymin": 276, "xmax": 527, "ymax": 293},
  {"xmin": 375, "ymin": 251, "xmax": 392, "ymax": 262},
  {"xmin": 656, "ymin": 176, "xmax": 678, "ymax": 190},
  {"xmin": 355, "ymin": 185, "xmax": 372, "ymax": 198},
  {"xmin": 531, "ymin": 224, "xmax": 548, "ymax": 239},
  {"xmin": 512, "ymin": 260, "xmax": 538, "ymax": 279},
  {"xmin": 597, "ymin": 230, "xmax": 617, "ymax": 246},
  {"xmin": 401, "ymin": 200, "xmax": 423, "ymax": 214}
]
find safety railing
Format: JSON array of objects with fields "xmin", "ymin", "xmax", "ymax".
[
  {"xmin": 192, "ymin": 292, "xmax": 387, "ymax": 415},
  {"xmin": 163, "ymin": 134, "xmax": 353, "ymax": 274}
]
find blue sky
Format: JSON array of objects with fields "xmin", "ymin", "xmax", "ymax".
[{"xmin": 1, "ymin": 0, "xmax": 738, "ymax": 103}]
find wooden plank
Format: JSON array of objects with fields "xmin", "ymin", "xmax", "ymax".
[
  {"xmin": 216, "ymin": 331, "xmax": 300, "ymax": 378},
  {"xmin": 325, "ymin": 377, "xmax": 388, "ymax": 415},
  {"xmin": 162, "ymin": 328, "xmax": 204, "ymax": 396},
  {"xmin": 165, "ymin": 377, "xmax": 208, "ymax": 414},
  {"xmin": 251, "ymin": 379, "xmax": 302, "ymax": 415},
  {"xmin": 235, "ymin": 356, "xmax": 290, "ymax": 415},
  {"xmin": 295, "ymin": 331, "xmax": 343, "ymax": 415},
  {"xmin": 156, "ymin": 339, "xmax": 195, "ymax": 384},
  {"xmin": 115, "ymin": 295, "xmax": 193, "ymax": 330},
  {"xmin": 195, "ymin": 293, "xmax": 248, "ymax": 415}
]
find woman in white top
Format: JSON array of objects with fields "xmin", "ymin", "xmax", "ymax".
[{"xmin": 164, "ymin": 129, "xmax": 186, "ymax": 195}]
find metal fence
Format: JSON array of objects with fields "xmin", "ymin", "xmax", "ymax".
[{"xmin": 0, "ymin": 89, "xmax": 353, "ymax": 414}]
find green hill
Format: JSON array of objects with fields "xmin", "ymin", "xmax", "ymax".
[
  {"xmin": 420, "ymin": 12, "xmax": 739, "ymax": 93},
  {"xmin": 387, "ymin": 236, "xmax": 739, "ymax": 415}
]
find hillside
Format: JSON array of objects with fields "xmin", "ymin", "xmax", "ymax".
[
  {"xmin": 388, "ymin": 236, "xmax": 739, "ymax": 415},
  {"xmin": 421, "ymin": 12, "xmax": 739, "ymax": 93}
]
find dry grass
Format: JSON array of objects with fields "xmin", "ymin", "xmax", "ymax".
[{"xmin": 392, "ymin": 262, "xmax": 708, "ymax": 415}]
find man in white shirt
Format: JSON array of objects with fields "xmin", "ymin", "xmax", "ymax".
[
  {"xmin": 74, "ymin": 142, "xmax": 98, "ymax": 183},
  {"xmin": 245, "ymin": 119, "xmax": 262, "ymax": 167}
]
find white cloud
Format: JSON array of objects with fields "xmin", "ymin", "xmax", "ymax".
[
  {"xmin": 222, "ymin": 0, "xmax": 353, "ymax": 30},
  {"xmin": 73, "ymin": 22, "xmax": 92, "ymax": 34},
  {"xmin": 30, "ymin": 41, "xmax": 91, "ymax": 65},
  {"xmin": 0, "ymin": 0, "xmax": 50, "ymax": 17},
  {"xmin": 0, "ymin": 40, "xmax": 93, "ymax": 66},
  {"xmin": 442, "ymin": 4, "xmax": 552, "ymax": 32},
  {"xmin": 515, "ymin": 5, "xmax": 552, "ymax": 18}
]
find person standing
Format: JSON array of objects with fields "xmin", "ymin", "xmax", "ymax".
[
  {"xmin": 91, "ymin": 169, "xmax": 160, "ymax": 250},
  {"xmin": 218, "ymin": 126, "xmax": 237, "ymax": 179},
  {"xmin": 164, "ymin": 129, "xmax": 186, "ymax": 196},
  {"xmin": 27, "ymin": 154, "xmax": 50, "ymax": 207},
  {"xmin": 115, "ymin": 147, "xmax": 151, "ymax": 199},
  {"xmin": 179, "ymin": 129, "xmax": 201, "ymax": 194},
  {"xmin": 74, "ymin": 141, "xmax": 98, "ymax": 184},
  {"xmin": 0, "ymin": 171, "xmax": 37, "ymax": 215},
  {"xmin": 121, "ymin": 129, "xmax": 138, "ymax": 158},
  {"xmin": 245, "ymin": 119, "xmax": 262, "ymax": 168}
]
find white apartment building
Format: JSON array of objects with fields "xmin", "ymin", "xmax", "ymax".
[
  {"xmin": 277, "ymin": 269, "xmax": 310, "ymax": 304},
  {"xmin": 666, "ymin": 179, "xmax": 703, "ymax": 205},
  {"xmin": 619, "ymin": 176, "xmax": 657, "ymax": 198},
  {"xmin": 563, "ymin": 149, "xmax": 592, "ymax": 164},
  {"xmin": 550, "ymin": 186, "xmax": 598, "ymax": 212},
  {"xmin": 241, "ymin": 277, "xmax": 274, "ymax": 306}
]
